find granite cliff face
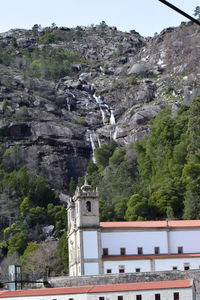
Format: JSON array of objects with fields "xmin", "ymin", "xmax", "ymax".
[{"xmin": 0, "ymin": 21, "xmax": 200, "ymax": 193}]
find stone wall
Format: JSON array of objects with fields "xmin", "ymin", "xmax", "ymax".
[{"xmin": 48, "ymin": 270, "xmax": 200, "ymax": 299}]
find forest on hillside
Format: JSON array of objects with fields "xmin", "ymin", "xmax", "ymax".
[{"xmin": 88, "ymin": 97, "xmax": 200, "ymax": 222}]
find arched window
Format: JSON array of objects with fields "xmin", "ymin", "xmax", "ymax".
[{"xmin": 86, "ymin": 201, "xmax": 91, "ymax": 212}]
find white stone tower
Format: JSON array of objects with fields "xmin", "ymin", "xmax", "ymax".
[{"xmin": 67, "ymin": 177, "xmax": 103, "ymax": 276}]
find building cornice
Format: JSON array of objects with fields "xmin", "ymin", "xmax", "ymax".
[
  {"xmin": 100, "ymin": 220, "xmax": 200, "ymax": 229},
  {"xmin": 102, "ymin": 253, "xmax": 200, "ymax": 261}
]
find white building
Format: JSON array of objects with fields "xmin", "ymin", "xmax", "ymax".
[
  {"xmin": 67, "ymin": 182, "xmax": 200, "ymax": 276},
  {"xmin": 0, "ymin": 279, "xmax": 195, "ymax": 300}
]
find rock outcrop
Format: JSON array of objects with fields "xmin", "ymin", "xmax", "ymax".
[{"xmin": 0, "ymin": 21, "xmax": 199, "ymax": 193}]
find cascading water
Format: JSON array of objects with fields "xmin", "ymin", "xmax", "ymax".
[
  {"xmin": 93, "ymin": 93, "xmax": 115, "ymax": 126},
  {"xmin": 113, "ymin": 126, "xmax": 118, "ymax": 140},
  {"xmin": 65, "ymin": 90, "xmax": 76, "ymax": 111},
  {"xmin": 86, "ymin": 90, "xmax": 118, "ymax": 163},
  {"xmin": 87, "ymin": 130, "xmax": 101, "ymax": 163},
  {"xmin": 66, "ymin": 98, "xmax": 71, "ymax": 111},
  {"xmin": 110, "ymin": 109, "xmax": 115, "ymax": 125}
]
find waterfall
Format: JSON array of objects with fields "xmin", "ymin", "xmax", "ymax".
[
  {"xmin": 100, "ymin": 107, "xmax": 107, "ymax": 125},
  {"xmin": 65, "ymin": 90, "xmax": 76, "ymax": 111},
  {"xmin": 94, "ymin": 94, "xmax": 104, "ymax": 104},
  {"xmin": 110, "ymin": 109, "xmax": 115, "ymax": 125},
  {"xmin": 97, "ymin": 135, "xmax": 101, "ymax": 147},
  {"xmin": 66, "ymin": 98, "xmax": 71, "ymax": 111},
  {"xmin": 92, "ymin": 91, "xmax": 118, "ymax": 144},
  {"xmin": 113, "ymin": 126, "xmax": 118, "ymax": 140},
  {"xmin": 88, "ymin": 131, "xmax": 101, "ymax": 163},
  {"xmin": 93, "ymin": 93, "xmax": 115, "ymax": 126}
]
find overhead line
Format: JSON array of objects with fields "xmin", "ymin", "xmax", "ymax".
[{"xmin": 158, "ymin": 0, "xmax": 200, "ymax": 26}]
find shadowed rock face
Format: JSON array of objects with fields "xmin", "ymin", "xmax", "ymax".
[{"xmin": 0, "ymin": 22, "xmax": 199, "ymax": 192}]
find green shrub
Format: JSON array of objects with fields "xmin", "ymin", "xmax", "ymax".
[{"xmin": 8, "ymin": 232, "xmax": 27, "ymax": 256}]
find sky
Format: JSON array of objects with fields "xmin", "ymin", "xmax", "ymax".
[{"xmin": 0, "ymin": 0, "xmax": 199, "ymax": 37}]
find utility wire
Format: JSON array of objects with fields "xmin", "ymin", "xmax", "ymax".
[{"xmin": 158, "ymin": 0, "xmax": 200, "ymax": 26}]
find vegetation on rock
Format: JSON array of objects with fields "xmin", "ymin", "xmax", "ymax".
[
  {"xmin": 0, "ymin": 20, "xmax": 200, "ymax": 278},
  {"xmin": 87, "ymin": 98, "xmax": 200, "ymax": 221}
]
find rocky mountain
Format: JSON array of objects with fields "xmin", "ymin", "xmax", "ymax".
[
  {"xmin": 0, "ymin": 20, "xmax": 200, "ymax": 276},
  {"xmin": 0, "ymin": 22, "xmax": 199, "ymax": 191}
]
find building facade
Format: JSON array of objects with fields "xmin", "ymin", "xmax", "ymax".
[
  {"xmin": 0, "ymin": 280, "xmax": 195, "ymax": 300},
  {"xmin": 67, "ymin": 182, "xmax": 200, "ymax": 276}
]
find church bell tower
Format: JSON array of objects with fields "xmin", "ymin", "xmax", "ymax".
[{"xmin": 67, "ymin": 177, "xmax": 102, "ymax": 276}]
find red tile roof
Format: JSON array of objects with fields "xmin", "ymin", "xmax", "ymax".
[
  {"xmin": 0, "ymin": 280, "xmax": 192, "ymax": 298},
  {"xmin": 100, "ymin": 220, "xmax": 200, "ymax": 229},
  {"xmin": 102, "ymin": 253, "xmax": 200, "ymax": 260},
  {"xmin": 91, "ymin": 280, "xmax": 192, "ymax": 293},
  {"xmin": 0, "ymin": 286, "xmax": 91, "ymax": 298}
]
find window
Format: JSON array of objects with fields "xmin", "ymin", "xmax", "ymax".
[
  {"xmin": 103, "ymin": 248, "xmax": 108, "ymax": 256},
  {"xmin": 135, "ymin": 268, "xmax": 140, "ymax": 272},
  {"xmin": 136, "ymin": 296, "xmax": 142, "ymax": 300},
  {"xmin": 99, "ymin": 297, "xmax": 105, "ymax": 300},
  {"xmin": 154, "ymin": 247, "xmax": 160, "ymax": 254},
  {"xmin": 184, "ymin": 263, "xmax": 190, "ymax": 270},
  {"xmin": 86, "ymin": 201, "xmax": 91, "ymax": 212},
  {"xmin": 137, "ymin": 247, "xmax": 143, "ymax": 255},
  {"xmin": 172, "ymin": 266, "xmax": 177, "ymax": 270},
  {"xmin": 120, "ymin": 248, "xmax": 126, "ymax": 255},
  {"xmin": 174, "ymin": 292, "xmax": 179, "ymax": 300},
  {"xmin": 119, "ymin": 265, "xmax": 125, "ymax": 273},
  {"xmin": 118, "ymin": 296, "xmax": 123, "ymax": 300},
  {"xmin": 106, "ymin": 269, "xmax": 112, "ymax": 273},
  {"xmin": 155, "ymin": 294, "xmax": 160, "ymax": 300},
  {"xmin": 177, "ymin": 246, "xmax": 183, "ymax": 254}
]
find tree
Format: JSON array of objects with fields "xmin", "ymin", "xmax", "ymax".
[
  {"xmin": 20, "ymin": 241, "xmax": 61, "ymax": 276},
  {"xmin": 20, "ymin": 197, "xmax": 32, "ymax": 216},
  {"xmin": 29, "ymin": 176, "xmax": 58, "ymax": 207},
  {"xmin": 51, "ymin": 22, "xmax": 57, "ymax": 28},
  {"xmin": 57, "ymin": 232, "xmax": 68, "ymax": 274},
  {"xmin": 32, "ymin": 24, "xmax": 39, "ymax": 34},
  {"xmin": 183, "ymin": 191, "xmax": 200, "ymax": 219},
  {"xmin": 25, "ymin": 206, "xmax": 47, "ymax": 226},
  {"xmin": 0, "ymin": 252, "xmax": 20, "ymax": 278},
  {"xmin": 68, "ymin": 177, "xmax": 76, "ymax": 196},
  {"xmin": 125, "ymin": 194, "xmax": 149, "ymax": 221},
  {"xmin": 182, "ymin": 97, "xmax": 200, "ymax": 219},
  {"xmin": 95, "ymin": 140, "xmax": 117, "ymax": 170},
  {"xmin": 8, "ymin": 232, "xmax": 27, "ymax": 256},
  {"xmin": 194, "ymin": 6, "xmax": 200, "ymax": 18},
  {"xmin": 20, "ymin": 242, "xmax": 39, "ymax": 273}
]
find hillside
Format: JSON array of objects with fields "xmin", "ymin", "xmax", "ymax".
[{"xmin": 0, "ymin": 21, "xmax": 200, "ymax": 277}]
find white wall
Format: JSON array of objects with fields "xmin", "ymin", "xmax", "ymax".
[
  {"xmin": 83, "ymin": 231, "xmax": 98, "ymax": 259},
  {"xmin": 0, "ymin": 294, "xmax": 87, "ymax": 300},
  {"xmin": 101, "ymin": 229, "xmax": 200, "ymax": 256},
  {"xmin": 155, "ymin": 257, "xmax": 200, "ymax": 271},
  {"xmin": 103, "ymin": 259, "xmax": 151, "ymax": 273},
  {"xmin": 88, "ymin": 287, "xmax": 193, "ymax": 300},
  {"xmin": 101, "ymin": 231, "xmax": 168, "ymax": 255},
  {"xmin": 84, "ymin": 262, "xmax": 99, "ymax": 275},
  {"xmin": 103, "ymin": 257, "xmax": 200, "ymax": 273},
  {"xmin": 169, "ymin": 230, "xmax": 200, "ymax": 253}
]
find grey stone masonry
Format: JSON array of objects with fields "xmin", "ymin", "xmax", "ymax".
[{"xmin": 48, "ymin": 270, "xmax": 200, "ymax": 299}]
